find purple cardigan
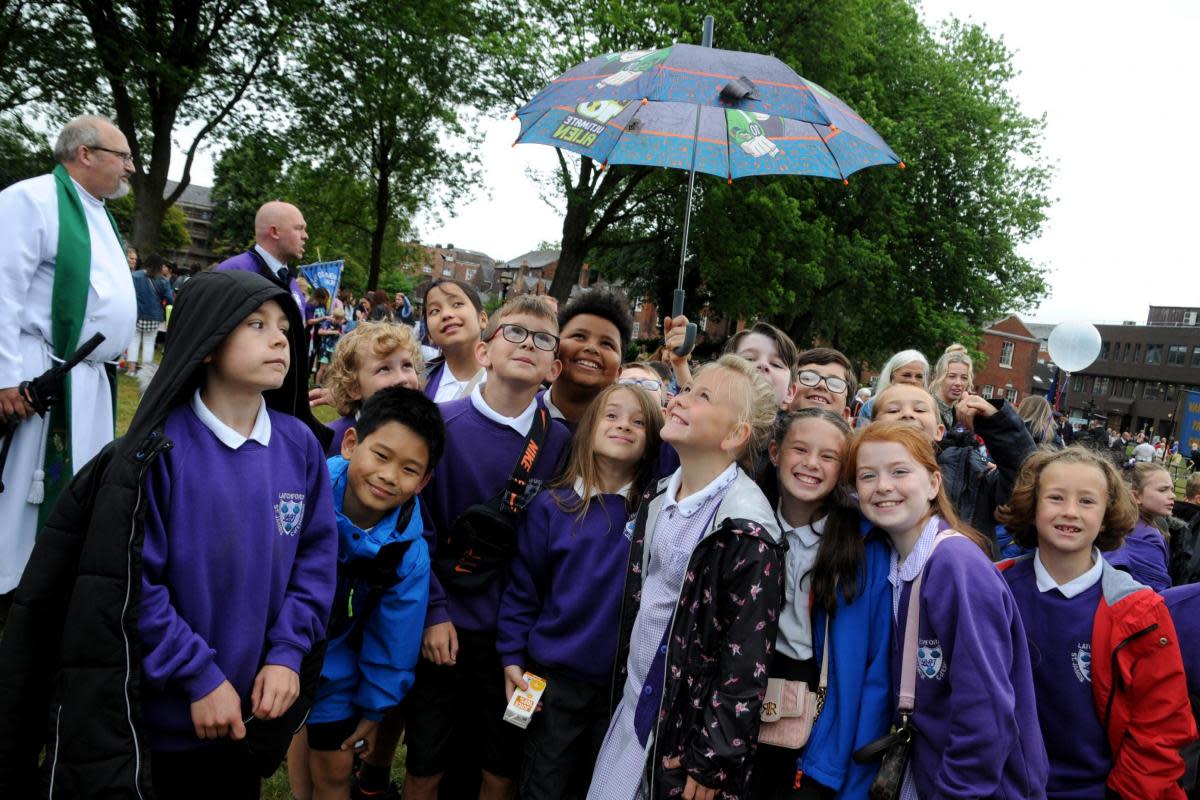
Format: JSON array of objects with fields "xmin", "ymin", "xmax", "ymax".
[{"xmin": 215, "ymin": 250, "xmax": 306, "ymax": 311}]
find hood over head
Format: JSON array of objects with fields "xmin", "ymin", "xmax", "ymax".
[{"xmin": 124, "ymin": 269, "xmax": 331, "ymax": 450}]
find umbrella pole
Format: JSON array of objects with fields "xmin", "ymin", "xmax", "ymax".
[{"xmin": 671, "ymin": 15, "xmax": 713, "ymax": 357}]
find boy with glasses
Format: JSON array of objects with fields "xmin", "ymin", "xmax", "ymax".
[
  {"xmin": 789, "ymin": 346, "xmax": 858, "ymax": 420},
  {"xmin": 404, "ymin": 296, "xmax": 572, "ymax": 800}
]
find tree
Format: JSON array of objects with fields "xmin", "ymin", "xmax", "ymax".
[
  {"xmin": 285, "ymin": 0, "xmax": 481, "ymax": 291},
  {"xmin": 107, "ymin": 193, "xmax": 191, "ymax": 253},
  {"xmin": 570, "ymin": 0, "xmax": 1051, "ymax": 364},
  {"xmin": 208, "ymin": 132, "xmax": 288, "ymax": 257},
  {"xmin": 30, "ymin": 0, "xmax": 309, "ymax": 257},
  {"xmin": 0, "ymin": 118, "xmax": 52, "ymax": 188}
]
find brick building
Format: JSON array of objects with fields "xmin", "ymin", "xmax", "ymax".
[
  {"xmin": 162, "ymin": 180, "xmax": 216, "ymax": 272},
  {"xmin": 1065, "ymin": 307, "xmax": 1200, "ymax": 437},
  {"xmin": 974, "ymin": 315, "xmax": 1041, "ymax": 405}
]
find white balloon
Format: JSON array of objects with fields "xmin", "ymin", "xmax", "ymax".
[{"xmin": 1048, "ymin": 321, "xmax": 1102, "ymax": 373}]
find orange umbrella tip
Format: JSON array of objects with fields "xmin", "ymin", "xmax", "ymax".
[
  {"xmin": 601, "ymin": 162, "xmax": 609, "ymax": 171},
  {"xmin": 641, "ymin": 98, "xmax": 649, "ymax": 105},
  {"xmin": 842, "ymin": 179, "xmax": 849, "ymax": 186},
  {"xmin": 898, "ymin": 161, "xmax": 906, "ymax": 169},
  {"xmin": 727, "ymin": 177, "xmax": 733, "ymax": 185}
]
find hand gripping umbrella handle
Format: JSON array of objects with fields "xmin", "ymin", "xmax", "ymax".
[{"xmin": 671, "ymin": 289, "xmax": 697, "ymax": 357}]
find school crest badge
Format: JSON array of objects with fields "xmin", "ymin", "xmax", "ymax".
[
  {"xmin": 275, "ymin": 492, "xmax": 306, "ymax": 536},
  {"xmin": 1071, "ymin": 643, "xmax": 1092, "ymax": 683},
  {"xmin": 917, "ymin": 639, "xmax": 946, "ymax": 680}
]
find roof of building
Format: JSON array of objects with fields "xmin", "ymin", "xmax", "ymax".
[
  {"xmin": 1025, "ymin": 322, "xmax": 1056, "ymax": 343},
  {"xmin": 505, "ymin": 249, "xmax": 559, "ymax": 270},
  {"xmin": 164, "ymin": 180, "xmax": 212, "ymax": 208}
]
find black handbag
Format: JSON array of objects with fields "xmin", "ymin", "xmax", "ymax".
[
  {"xmin": 238, "ymin": 639, "xmax": 327, "ymax": 777},
  {"xmin": 432, "ymin": 407, "xmax": 549, "ymax": 594}
]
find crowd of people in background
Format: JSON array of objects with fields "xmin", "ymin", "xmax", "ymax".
[{"xmin": 4, "ymin": 116, "xmax": 1200, "ymax": 800}]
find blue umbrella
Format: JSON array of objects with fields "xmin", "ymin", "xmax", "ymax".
[{"xmin": 514, "ymin": 22, "xmax": 903, "ymax": 352}]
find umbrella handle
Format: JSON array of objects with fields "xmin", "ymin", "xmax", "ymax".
[{"xmin": 671, "ymin": 289, "xmax": 697, "ymax": 357}]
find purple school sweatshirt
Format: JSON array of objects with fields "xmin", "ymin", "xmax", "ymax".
[
  {"xmin": 324, "ymin": 413, "xmax": 355, "ymax": 458},
  {"xmin": 1003, "ymin": 558, "xmax": 1110, "ymax": 799},
  {"xmin": 892, "ymin": 535, "xmax": 1048, "ymax": 799},
  {"xmin": 421, "ymin": 397, "xmax": 570, "ymax": 633},
  {"xmin": 497, "ymin": 488, "xmax": 632, "ymax": 684},
  {"xmin": 1163, "ymin": 583, "xmax": 1200, "ymax": 703},
  {"xmin": 1104, "ymin": 520, "xmax": 1171, "ymax": 591},
  {"xmin": 137, "ymin": 403, "xmax": 338, "ymax": 751}
]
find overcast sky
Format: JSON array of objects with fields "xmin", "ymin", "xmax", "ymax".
[{"xmin": 177, "ymin": 1, "xmax": 1199, "ymax": 325}]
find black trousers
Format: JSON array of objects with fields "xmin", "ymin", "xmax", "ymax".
[
  {"xmin": 150, "ymin": 745, "xmax": 260, "ymax": 800},
  {"xmin": 519, "ymin": 662, "xmax": 610, "ymax": 800}
]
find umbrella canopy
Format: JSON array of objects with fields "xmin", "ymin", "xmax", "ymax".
[{"xmin": 515, "ymin": 44, "xmax": 902, "ymax": 181}]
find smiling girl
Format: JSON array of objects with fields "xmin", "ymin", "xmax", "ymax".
[
  {"xmin": 754, "ymin": 410, "xmax": 892, "ymax": 799},
  {"xmin": 419, "ymin": 278, "xmax": 487, "ymax": 403},
  {"xmin": 928, "ymin": 344, "xmax": 973, "ymax": 431},
  {"xmin": 997, "ymin": 447, "xmax": 1195, "ymax": 799},
  {"xmin": 497, "ymin": 383, "xmax": 663, "ymax": 799},
  {"xmin": 1105, "ymin": 462, "xmax": 1175, "ymax": 590},
  {"xmin": 846, "ymin": 422, "xmax": 1047, "ymax": 799}
]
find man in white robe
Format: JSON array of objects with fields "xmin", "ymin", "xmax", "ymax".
[{"xmin": 0, "ymin": 115, "xmax": 137, "ymax": 597}]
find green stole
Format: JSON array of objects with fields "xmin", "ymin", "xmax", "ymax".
[{"xmin": 37, "ymin": 165, "xmax": 123, "ymax": 528}]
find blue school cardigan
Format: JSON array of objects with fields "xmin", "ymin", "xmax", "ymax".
[{"xmin": 801, "ymin": 533, "xmax": 893, "ymax": 798}]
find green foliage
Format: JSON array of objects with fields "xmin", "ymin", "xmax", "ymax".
[
  {"xmin": 284, "ymin": 0, "xmax": 482, "ymax": 290},
  {"xmin": 209, "ymin": 133, "xmax": 288, "ymax": 257},
  {"xmin": 0, "ymin": 117, "xmax": 51, "ymax": 188},
  {"xmin": 108, "ymin": 193, "xmax": 191, "ymax": 253},
  {"xmin": 580, "ymin": 0, "xmax": 1051, "ymax": 368}
]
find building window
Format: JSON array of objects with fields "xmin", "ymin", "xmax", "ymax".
[
  {"xmin": 466, "ymin": 268, "xmax": 477, "ymax": 280},
  {"xmin": 982, "ymin": 385, "xmax": 994, "ymax": 399},
  {"xmin": 634, "ymin": 298, "xmax": 644, "ymax": 312},
  {"xmin": 1145, "ymin": 344, "xmax": 1163, "ymax": 365},
  {"xmin": 1133, "ymin": 344, "xmax": 1141, "ymax": 363},
  {"xmin": 1005, "ymin": 388, "xmax": 1019, "ymax": 404},
  {"xmin": 1093, "ymin": 377, "xmax": 1110, "ymax": 396},
  {"xmin": 1071, "ymin": 375, "xmax": 1084, "ymax": 392},
  {"xmin": 422, "ymin": 264, "xmax": 433, "ymax": 274},
  {"xmin": 1194, "ymin": 346, "xmax": 1200, "ymax": 367},
  {"xmin": 1123, "ymin": 342, "xmax": 1131, "ymax": 361},
  {"xmin": 631, "ymin": 321, "xmax": 641, "ymax": 338},
  {"xmin": 999, "ymin": 341, "xmax": 1014, "ymax": 367},
  {"xmin": 1168, "ymin": 345, "xmax": 1188, "ymax": 366},
  {"xmin": 1167, "ymin": 383, "xmax": 1180, "ymax": 403},
  {"xmin": 1099, "ymin": 342, "xmax": 1110, "ymax": 360},
  {"xmin": 1144, "ymin": 381, "xmax": 1160, "ymax": 400}
]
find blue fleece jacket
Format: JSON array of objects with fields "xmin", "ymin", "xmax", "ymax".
[
  {"xmin": 801, "ymin": 534, "xmax": 893, "ymax": 798},
  {"xmin": 310, "ymin": 456, "xmax": 430, "ymax": 723}
]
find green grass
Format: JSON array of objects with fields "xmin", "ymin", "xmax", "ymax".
[{"xmin": 116, "ymin": 368, "xmax": 400, "ymax": 796}]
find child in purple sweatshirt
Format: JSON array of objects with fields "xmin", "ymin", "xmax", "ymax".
[
  {"xmin": 498, "ymin": 382, "xmax": 663, "ymax": 799},
  {"xmin": 403, "ymin": 295, "xmax": 571, "ymax": 800},
  {"xmin": 136, "ymin": 286, "xmax": 338, "ymax": 799},
  {"xmin": 846, "ymin": 422, "xmax": 1047, "ymax": 800},
  {"xmin": 1104, "ymin": 462, "xmax": 1174, "ymax": 591}
]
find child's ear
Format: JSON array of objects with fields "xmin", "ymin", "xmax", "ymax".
[
  {"xmin": 782, "ymin": 381, "xmax": 798, "ymax": 409},
  {"xmin": 416, "ymin": 470, "xmax": 434, "ymax": 494},
  {"xmin": 340, "ymin": 427, "xmax": 359, "ymax": 460},
  {"xmin": 475, "ymin": 339, "xmax": 492, "ymax": 370},
  {"xmin": 841, "ymin": 405, "xmax": 852, "ymax": 422},
  {"xmin": 926, "ymin": 468, "xmax": 942, "ymax": 501},
  {"xmin": 721, "ymin": 420, "xmax": 752, "ymax": 457},
  {"xmin": 934, "ymin": 422, "xmax": 946, "ymax": 441},
  {"xmin": 347, "ymin": 380, "xmax": 362, "ymax": 403},
  {"xmin": 545, "ymin": 357, "xmax": 562, "ymax": 383},
  {"xmin": 768, "ymin": 439, "xmax": 780, "ymax": 467},
  {"xmin": 478, "ymin": 309, "xmax": 489, "ymax": 329}
]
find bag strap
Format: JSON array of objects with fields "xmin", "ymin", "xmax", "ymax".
[
  {"xmin": 500, "ymin": 406, "xmax": 550, "ymax": 513},
  {"xmin": 818, "ymin": 612, "xmax": 831, "ymax": 691},
  {"xmin": 898, "ymin": 531, "xmax": 962, "ymax": 713}
]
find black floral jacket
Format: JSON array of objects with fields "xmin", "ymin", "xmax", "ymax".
[{"xmin": 612, "ymin": 469, "xmax": 785, "ymax": 799}]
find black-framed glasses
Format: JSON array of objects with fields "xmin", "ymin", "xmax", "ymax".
[
  {"xmin": 487, "ymin": 322, "xmax": 559, "ymax": 351},
  {"xmin": 798, "ymin": 370, "xmax": 849, "ymax": 395},
  {"xmin": 619, "ymin": 377, "xmax": 663, "ymax": 392},
  {"xmin": 88, "ymin": 145, "xmax": 134, "ymax": 163}
]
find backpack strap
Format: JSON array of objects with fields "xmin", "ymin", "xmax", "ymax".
[{"xmin": 898, "ymin": 531, "xmax": 963, "ymax": 714}]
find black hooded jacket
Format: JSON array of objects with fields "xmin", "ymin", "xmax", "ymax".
[{"xmin": 0, "ymin": 271, "xmax": 332, "ymax": 798}]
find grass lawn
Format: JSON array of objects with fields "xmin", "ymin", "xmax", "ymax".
[{"xmin": 116, "ymin": 368, "xmax": 402, "ymax": 797}]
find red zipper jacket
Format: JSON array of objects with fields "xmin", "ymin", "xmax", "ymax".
[{"xmin": 999, "ymin": 555, "xmax": 1197, "ymax": 799}]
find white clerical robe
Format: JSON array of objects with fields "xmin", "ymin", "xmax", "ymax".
[{"xmin": 0, "ymin": 173, "xmax": 136, "ymax": 592}]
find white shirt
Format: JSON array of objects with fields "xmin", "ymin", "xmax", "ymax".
[
  {"xmin": 775, "ymin": 509, "xmax": 825, "ymax": 661},
  {"xmin": 433, "ymin": 362, "xmax": 486, "ymax": 403},
  {"xmin": 573, "ymin": 476, "xmax": 631, "ymax": 501},
  {"xmin": 190, "ymin": 389, "xmax": 272, "ymax": 449},
  {"xmin": 1133, "ymin": 443, "xmax": 1155, "ymax": 462},
  {"xmin": 470, "ymin": 383, "xmax": 537, "ymax": 436},
  {"xmin": 888, "ymin": 515, "xmax": 943, "ymax": 619},
  {"xmin": 662, "ymin": 461, "xmax": 739, "ymax": 516},
  {"xmin": 1034, "ymin": 548, "xmax": 1104, "ymax": 599},
  {"xmin": 253, "ymin": 244, "xmax": 286, "ymax": 279},
  {"xmin": 543, "ymin": 385, "xmax": 566, "ymax": 421}
]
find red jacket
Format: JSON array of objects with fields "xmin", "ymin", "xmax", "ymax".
[{"xmin": 999, "ymin": 556, "xmax": 1197, "ymax": 799}]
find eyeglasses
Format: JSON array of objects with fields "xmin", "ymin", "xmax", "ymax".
[
  {"xmin": 798, "ymin": 370, "xmax": 849, "ymax": 395},
  {"xmin": 88, "ymin": 145, "xmax": 134, "ymax": 164},
  {"xmin": 619, "ymin": 377, "xmax": 663, "ymax": 392},
  {"xmin": 487, "ymin": 323, "xmax": 559, "ymax": 352}
]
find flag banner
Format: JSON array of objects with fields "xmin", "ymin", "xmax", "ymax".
[
  {"xmin": 1180, "ymin": 390, "xmax": 1200, "ymax": 459},
  {"xmin": 298, "ymin": 260, "xmax": 344, "ymax": 309}
]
